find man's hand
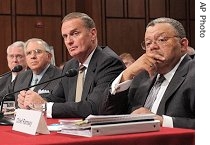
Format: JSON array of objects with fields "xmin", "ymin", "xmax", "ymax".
[
  {"xmin": 131, "ymin": 107, "xmax": 163, "ymax": 126},
  {"xmin": 121, "ymin": 53, "xmax": 165, "ymax": 82},
  {"xmin": 17, "ymin": 90, "xmax": 27, "ymax": 109},
  {"xmin": 17, "ymin": 90, "xmax": 46, "ymax": 109}
]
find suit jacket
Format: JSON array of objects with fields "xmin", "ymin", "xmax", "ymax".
[
  {"xmin": 46, "ymin": 46, "xmax": 125, "ymax": 118},
  {"xmin": 8, "ymin": 64, "xmax": 62, "ymax": 106},
  {"xmin": 0, "ymin": 74, "xmax": 13, "ymax": 101},
  {"xmin": 99, "ymin": 55, "xmax": 195, "ymax": 129}
]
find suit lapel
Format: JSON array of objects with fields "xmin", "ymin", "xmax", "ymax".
[
  {"xmin": 157, "ymin": 75, "xmax": 185, "ymax": 114},
  {"xmin": 15, "ymin": 71, "xmax": 32, "ymax": 91},
  {"xmin": 82, "ymin": 47, "xmax": 101, "ymax": 100},
  {"xmin": 82, "ymin": 66, "xmax": 96, "ymax": 99},
  {"xmin": 157, "ymin": 55, "xmax": 191, "ymax": 114},
  {"xmin": 5, "ymin": 75, "xmax": 12, "ymax": 87}
]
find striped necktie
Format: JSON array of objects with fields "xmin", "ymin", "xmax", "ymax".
[{"xmin": 144, "ymin": 75, "xmax": 165, "ymax": 110}]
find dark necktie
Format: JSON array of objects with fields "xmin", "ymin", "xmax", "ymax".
[
  {"xmin": 144, "ymin": 75, "xmax": 165, "ymax": 110},
  {"xmin": 75, "ymin": 65, "xmax": 86, "ymax": 102}
]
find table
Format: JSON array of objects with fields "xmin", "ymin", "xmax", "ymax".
[{"xmin": 0, "ymin": 118, "xmax": 195, "ymax": 145}]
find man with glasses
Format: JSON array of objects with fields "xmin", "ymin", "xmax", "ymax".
[
  {"xmin": 99, "ymin": 17, "xmax": 195, "ymax": 129},
  {"xmin": 2, "ymin": 38, "xmax": 61, "ymax": 107}
]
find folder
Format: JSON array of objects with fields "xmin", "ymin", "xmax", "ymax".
[
  {"xmin": 59, "ymin": 120, "xmax": 160, "ymax": 137},
  {"xmin": 58, "ymin": 114, "xmax": 160, "ymax": 137}
]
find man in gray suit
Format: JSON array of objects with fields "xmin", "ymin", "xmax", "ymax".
[
  {"xmin": 17, "ymin": 12, "xmax": 125, "ymax": 118},
  {"xmin": 99, "ymin": 18, "xmax": 195, "ymax": 129},
  {"xmin": 9, "ymin": 38, "xmax": 61, "ymax": 106},
  {"xmin": 0, "ymin": 41, "xmax": 27, "ymax": 102}
]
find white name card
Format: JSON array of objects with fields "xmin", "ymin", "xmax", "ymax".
[{"xmin": 12, "ymin": 109, "xmax": 50, "ymax": 135}]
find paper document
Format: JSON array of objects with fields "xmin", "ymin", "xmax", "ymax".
[
  {"xmin": 59, "ymin": 119, "xmax": 90, "ymax": 130},
  {"xmin": 86, "ymin": 114, "xmax": 155, "ymax": 124}
]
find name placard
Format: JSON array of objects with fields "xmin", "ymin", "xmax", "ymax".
[{"xmin": 12, "ymin": 109, "xmax": 50, "ymax": 135}]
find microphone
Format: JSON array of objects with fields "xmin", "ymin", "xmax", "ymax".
[
  {"xmin": 0, "ymin": 69, "xmax": 78, "ymax": 125},
  {"xmin": 12, "ymin": 65, "xmax": 23, "ymax": 72},
  {"xmin": 0, "ymin": 65, "xmax": 23, "ymax": 77}
]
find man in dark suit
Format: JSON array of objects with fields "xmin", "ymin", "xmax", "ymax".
[
  {"xmin": 17, "ymin": 12, "xmax": 125, "ymax": 118},
  {"xmin": 5, "ymin": 38, "xmax": 62, "ymax": 107},
  {"xmin": 99, "ymin": 17, "xmax": 195, "ymax": 129},
  {"xmin": 0, "ymin": 41, "xmax": 27, "ymax": 102}
]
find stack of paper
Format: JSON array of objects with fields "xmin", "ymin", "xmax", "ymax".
[
  {"xmin": 58, "ymin": 114, "xmax": 160, "ymax": 137},
  {"xmin": 86, "ymin": 114, "xmax": 155, "ymax": 125},
  {"xmin": 59, "ymin": 119, "xmax": 90, "ymax": 130}
]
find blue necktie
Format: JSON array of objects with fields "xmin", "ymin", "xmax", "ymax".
[{"xmin": 30, "ymin": 77, "xmax": 38, "ymax": 90}]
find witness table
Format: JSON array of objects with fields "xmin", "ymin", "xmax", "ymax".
[{"xmin": 0, "ymin": 118, "xmax": 195, "ymax": 145}]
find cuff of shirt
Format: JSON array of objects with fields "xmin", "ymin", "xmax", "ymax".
[
  {"xmin": 162, "ymin": 115, "xmax": 174, "ymax": 128},
  {"xmin": 46, "ymin": 102, "xmax": 54, "ymax": 118},
  {"xmin": 110, "ymin": 71, "xmax": 133, "ymax": 95}
]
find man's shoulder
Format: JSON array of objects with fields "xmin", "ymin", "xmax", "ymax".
[
  {"xmin": 100, "ymin": 46, "xmax": 120, "ymax": 58},
  {"xmin": 64, "ymin": 58, "xmax": 78, "ymax": 68},
  {"xmin": 48, "ymin": 64, "xmax": 62, "ymax": 74},
  {"xmin": 177, "ymin": 55, "xmax": 194, "ymax": 74},
  {"xmin": 91, "ymin": 46, "xmax": 122, "ymax": 63},
  {"xmin": 0, "ymin": 74, "xmax": 11, "ymax": 83},
  {"xmin": 0, "ymin": 74, "xmax": 12, "ymax": 91},
  {"xmin": 17, "ymin": 69, "xmax": 32, "ymax": 77}
]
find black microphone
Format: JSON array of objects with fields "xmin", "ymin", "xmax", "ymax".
[
  {"xmin": 0, "ymin": 65, "xmax": 23, "ymax": 77},
  {"xmin": 12, "ymin": 65, "xmax": 23, "ymax": 72},
  {"xmin": 0, "ymin": 69, "xmax": 78, "ymax": 125}
]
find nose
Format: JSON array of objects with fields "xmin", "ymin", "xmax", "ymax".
[
  {"xmin": 66, "ymin": 35, "xmax": 74, "ymax": 45},
  {"xmin": 30, "ymin": 51, "xmax": 37, "ymax": 59},
  {"xmin": 149, "ymin": 41, "xmax": 159, "ymax": 51}
]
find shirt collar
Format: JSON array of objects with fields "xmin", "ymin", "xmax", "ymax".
[
  {"xmin": 32, "ymin": 64, "xmax": 50, "ymax": 82},
  {"xmin": 79, "ymin": 48, "xmax": 96, "ymax": 68}
]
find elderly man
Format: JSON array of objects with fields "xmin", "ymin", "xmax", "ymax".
[
  {"xmin": 99, "ymin": 17, "xmax": 195, "ymax": 129},
  {"xmin": 17, "ymin": 12, "xmax": 125, "ymax": 118},
  {"xmin": 5, "ymin": 38, "xmax": 62, "ymax": 106},
  {"xmin": 0, "ymin": 41, "xmax": 27, "ymax": 101}
]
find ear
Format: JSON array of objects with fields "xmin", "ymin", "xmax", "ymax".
[
  {"xmin": 180, "ymin": 38, "xmax": 188, "ymax": 52},
  {"xmin": 47, "ymin": 53, "xmax": 52, "ymax": 59},
  {"xmin": 90, "ymin": 28, "xmax": 97, "ymax": 41}
]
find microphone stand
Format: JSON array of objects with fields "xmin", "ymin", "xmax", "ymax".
[
  {"xmin": 0, "ymin": 69, "xmax": 78, "ymax": 126},
  {"xmin": 0, "ymin": 71, "xmax": 13, "ymax": 78}
]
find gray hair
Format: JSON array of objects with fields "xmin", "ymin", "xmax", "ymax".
[
  {"xmin": 62, "ymin": 12, "xmax": 95, "ymax": 29},
  {"xmin": 24, "ymin": 38, "xmax": 51, "ymax": 53},
  {"xmin": 146, "ymin": 17, "xmax": 186, "ymax": 38},
  {"xmin": 7, "ymin": 41, "xmax": 25, "ymax": 54}
]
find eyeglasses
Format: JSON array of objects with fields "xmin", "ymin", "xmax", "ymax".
[
  {"xmin": 141, "ymin": 36, "xmax": 180, "ymax": 50},
  {"xmin": 25, "ymin": 49, "xmax": 48, "ymax": 56}
]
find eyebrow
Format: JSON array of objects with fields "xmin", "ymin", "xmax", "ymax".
[{"xmin": 145, "ymin": 32, "xmax": 169, "ymax": 40}]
